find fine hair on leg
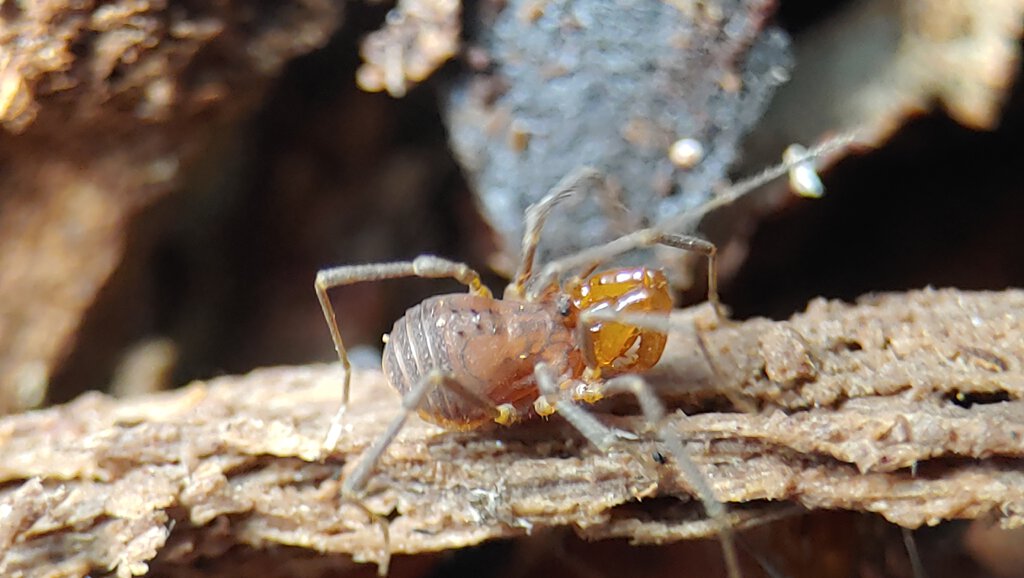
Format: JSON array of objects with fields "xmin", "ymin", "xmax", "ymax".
[{"xmin": 315, "ymin": 256, "xmax": 490, "ymax": 455}]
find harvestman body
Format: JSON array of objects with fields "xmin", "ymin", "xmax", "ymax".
[{"xmin": 315, "ymin": 139, "xmax": 847, "ymax": 577}]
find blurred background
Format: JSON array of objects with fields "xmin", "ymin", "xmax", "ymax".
[{"xmin": 1, "ymin": 0, "xmax": 1023, "ymax": 576}]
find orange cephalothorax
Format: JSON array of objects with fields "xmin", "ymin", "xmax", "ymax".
[{"xmin": 568, "ymin": 267, "xmax": 672, "ymax": 376}]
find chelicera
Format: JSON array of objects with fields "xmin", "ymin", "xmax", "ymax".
[{"xmin": 315, "ymin": 141, "xmax": 842, "ymax": 578}]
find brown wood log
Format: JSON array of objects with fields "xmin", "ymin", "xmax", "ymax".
[{"xmin": 1, "ymin": 288, "xmax": 1021, "ymax": 577}]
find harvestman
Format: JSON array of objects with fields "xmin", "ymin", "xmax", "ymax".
[{"xmin": 315, "ymin": 136, "xmax": 852, "ymax": 577}]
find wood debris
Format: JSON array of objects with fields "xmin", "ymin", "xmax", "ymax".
[{"xmin": 0, "ymin": 288, "xmax": 1021, "ymax": 577}]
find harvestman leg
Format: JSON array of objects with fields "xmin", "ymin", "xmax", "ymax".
[
  {"xmin": 533, "ymin": 363, "xmax": 742, "ymax": 578},
  {"xmin": 659, "ymin": 233, "xmax": 723, "ymax": 317},
  {"xmin": 341, "ymin": 366, "xmax": 577, "ymax": 575},
  {"xmin": 902, "ymin": 527, "xmax": 926, "ymax": 578},
  {"xmin": 507, "ymin": 166, "xmax": 604, "ymax": 299},
  {"xmin": 337, "ymin": 368, "xmax": 498, "ymax": 576},
  {"xmin": 521, "ymin": 142, "xmax": 846, "ymax": 577},
  {"xmin": 512, "ymin": 175, "xmax": 737, "ymax": 576},
  {"xmin": 524, "ymin": 227, "xmax": 725, "ymax": 317},
  {"xmin": 524, "ymin": 136, "xmax": 848, "ymax": 307},
  {"xmin": 317, "ymin": 169, "xmax": 629, "ymax": 571},
  {"xmin": 508, "ymin": 141, "xmax": 845, "ymax": 576},
  {"xmin": 509, "ymin": 165, "xmax": 660, "ymax": 300},
  {"xmin": 315, "ymin": 255, "xmax": 491, "ymax": 454}
]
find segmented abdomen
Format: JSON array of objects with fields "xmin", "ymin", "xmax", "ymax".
[{"xmin": 382, "ymin": 294, "xmax": 582, "ymax": 429}]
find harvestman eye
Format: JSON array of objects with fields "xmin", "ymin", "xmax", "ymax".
[
  {"xmin": 556, "ymin": 294, "xmax": 572, "ymax": 316},
  {"xmin": 313, "ymin": 136, "xmax": 851, "ymax": 577}
]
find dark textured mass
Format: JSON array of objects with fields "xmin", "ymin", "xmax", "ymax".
[{"xmin": 444, "ymin": 0, "xmax": 792, "ymax": 267}]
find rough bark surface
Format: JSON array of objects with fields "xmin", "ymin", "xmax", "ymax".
[
  {"xmin": 0, "ymin": 288, "xmax": 1021, "ymax": 577},
  {"xmin": 0, "ymin": 0, "xmax": 340, "ymax": 414}
]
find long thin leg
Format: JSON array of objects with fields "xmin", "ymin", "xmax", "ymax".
[
  {"xmin": 341, "ymin": 369, "xmax": 448, "ymax": 496},
  {"xmin": 507, "ymin": 167, "xmax": 603, "ymax": 299},
  {"xmin": 339, "ymin": 367, "xmax": 525, "ymax": 575},
  {"xmin": 528, "ymin": 229, "xmax": 724, "ymax": 320},
  {"xmin": 657, "ymin": 131, "xmax": 860, "ymax": 233},
  {"xmin": 527, "ymin": 227, "xmax": 658, "ymax": 299},
  {"xmin": 337, "ymin": 369, "xmax": 446, "ymax": 577},
  {"xmin": 533, "ymin": 363, "xmax": 742, "ymax": 578},
  {"xmin": 694, "ymin": 322, "xmax": 759, "ymax": 414},
  {"xmin": 316, "ymin": 255, "xmax": 490, "ymax": 455},
  {"xmin": 658, "ymin": 233, "xmax": 722, "ymax": 319},
  {"xmin": 526, "ymin": 135, "xmax": 852, "ymax": 301},
  {"xmin": 600, "ymin": 374, "xmax": 742, "ymax": 578},
  {"xmin": 534, "ymin": 364, "xmax": 656, "ymax": 470},
  {"xmin": 737, "ymin": 534, "xmax": 790, "ymax": 578},
  {"xmin": 902, "ymin": 527, "xmax": 927, "ymax": 578}
]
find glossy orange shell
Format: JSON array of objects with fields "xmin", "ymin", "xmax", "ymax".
[{"xmin": 568, "ymin": 267, "xmax": 672, "ymax": 376}]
